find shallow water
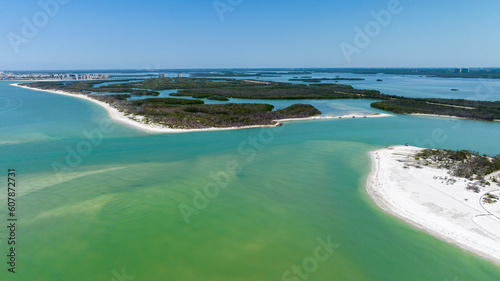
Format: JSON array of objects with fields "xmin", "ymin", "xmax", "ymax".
[
  {"xmin": 205, "ymin": 72, "xmax": 500, "ymax": 101},
  {"xmin": 1, "ymin": 80, "xmax": 499, "ymax": 280}
]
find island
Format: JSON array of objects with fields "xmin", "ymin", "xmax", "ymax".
[
  {"xmin": 15, "ymin": 77, "xmax": 500, "ymax": 132},
  {"xmin": 371, "ymin": 98, "xmax": 500, "ymax": 121},
  {"xmin": 318, "ymin": 68, "xmax": 500, "ymax": 79},
  {"xmin": 188, "ymin": 71, "xmax": 312, "ymax": 78},
  {"xmin": 182, "ymin": 68, "xmax": 500, "ymax": 79},
  {"xmin": 288, "ymin": 77, "xmax": 365, "ymax": 83},
  {"xmin": 367, "ymin": 146, "xmax": 500, "ymax": 264},
  {"xmin": 15, "ymin": 78, "xmax": 392, "ymax": 131}
]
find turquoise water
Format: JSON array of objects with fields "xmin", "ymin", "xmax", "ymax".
[
  {"xmin": 0, "ymin": 83, "xmax": 140, "ymax": 145},
  {"xmin": 1, "ymin": 80, "xmax": 500, "ymax": 280}
]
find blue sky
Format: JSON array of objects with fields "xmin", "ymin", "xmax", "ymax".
[{"xmin": 1, "ymin": 0, "xmax": 499, "ymax": 70}]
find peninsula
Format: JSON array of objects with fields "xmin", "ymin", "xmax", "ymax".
[
  {"xmin": 367, "ymin": 146, "xmax": 500, "ymax": 264},
  {"xmin": 16, "ymin": 77, "xmax": 500, "ymax": 133},
  {"xmin": 15, "ymin": 78, "xmax": 390, "ymax": 132}
]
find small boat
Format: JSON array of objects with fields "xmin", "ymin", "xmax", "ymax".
[{"xmin": 451, "ymin": 89, "xmax": 459, "ymax": 91}]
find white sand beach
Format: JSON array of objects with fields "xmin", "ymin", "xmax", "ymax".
[
  {"xmin": 411, "ymin": 113, "xmax": 500, "ymax": 122},
  {"xmin": 12, "ymin": 83, "xmax": 391, "ymax": 133},
  {"xmin": 367, "ymin": 146, "xmax": 500, "ymax": 265},
  {"xmin": 411, "ymin": 113, "xmax": 468, "ymax": 119},
  {"xmin": 277, "ymin": 112, "xmax": 391, "ymax": 122}
]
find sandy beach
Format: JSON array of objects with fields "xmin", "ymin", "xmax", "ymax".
[
  {"xmin": 411, "ymin": 113, "xmax": 500, "ymax": 122},
  {"xmin": 277, "ymin": 112, "xmax": 391, "ymax": 122},
  {"xmin": 367, "ymin": 146, "xmax": 500, "ymax": 265},
  {"xmin": 411, "ymin": 113, "xmax": 468, "ymax": 119},
  {"xmin": 12, "ymin": 83, "xmax": 391, "ymax": 133}
]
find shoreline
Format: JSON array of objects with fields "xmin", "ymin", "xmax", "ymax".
[
  {"xmin": 411, "ymin": 113, "xmax": 500, "ymax": 122},
  {"xmin": 366, "ymin": 146, "xmax": 500, "ymax": 265},
  {"xmin": 11, "ymin": 83, "xmax": 391, "ymax": 134},
  {"xmin": 411, "ymin": 113, "xmax": 468, "ymax": 119}
]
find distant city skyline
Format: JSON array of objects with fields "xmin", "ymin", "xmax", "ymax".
[{"xmin": 1, "ymin": 0, "xmax": 499, "ymax": 70}]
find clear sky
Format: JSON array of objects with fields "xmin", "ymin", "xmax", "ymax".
[{"xmin": 1, "ymin": 0, "xmax": 499, "ymax": 70}]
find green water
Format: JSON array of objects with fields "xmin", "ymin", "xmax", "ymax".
[{"xmin": 1, "ymin": 81, "xmax": 500, "ymax": 280}]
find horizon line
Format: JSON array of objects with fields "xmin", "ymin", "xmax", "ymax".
[{"xmin": 3, "ymin": 66, "xmax": 500, "ymax": 72}]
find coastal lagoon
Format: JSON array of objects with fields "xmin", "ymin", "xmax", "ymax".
[
  {"xmin": 204, "ymin": 72, "xmax": 500, "ymax": 101},
  {"xmin": 1, "ymin": 79, "xmax": 500, "ymax": 280}
]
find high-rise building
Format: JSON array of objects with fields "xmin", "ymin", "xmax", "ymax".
[
  {"xmin": 159, "ymin": 73, "xmax": 166, "ymax": 78},
  {"xmin": 177, "ymin": 73, "xmax": 182, "ymax": 78}
]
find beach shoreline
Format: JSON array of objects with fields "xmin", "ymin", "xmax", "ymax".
[
  {"xmin": 366, "ymin": 146, "xmax": 500, "ymax": 265},
  {"xmin": 11, "ymin": 83, "xmax": 391, "ymax": 134},
  {"xmin": 411, "ymin": 113, "xmax": 468, "ymax": 119},
  {"xmin": 411, "ymin": 113, "xmax": 500, "ymax": 122}
]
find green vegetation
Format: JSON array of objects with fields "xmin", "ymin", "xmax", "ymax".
[
  {"xmin": 416, "ymin": 149, "xmax": 500, "ymax": 180},
  {"xmin": 289, "ymin": 78, "xmax": 365, "ymax": 82},
  {"xmin": 25, "ymin": 79, "xmax": 322, "ymax": 128},
  {"xmin": 110, "ymin": 77, "xmax": 246, "ymax": 91},
  {"xmin": 21, "ymin": 77, "xmax": 500, "ymax": 128},
  {"xmin": 130, "ymin": 90, "xmax": 160, "ymax": 96},
  {"xmin": 371, "ymin": 98, "xmax": 500, "ymax": 121},
  {"xmin": 169, "ymin": 82, "xmax": 385, "ymax": 100},
  {"xmin": 207, "ymin": 96, "xmax": 230, "ymax": 101},
  {"xmin": 483, "ymin": 193, "xmax": 499, "ymax": 204},
  {"xmin": 189, "ymin": 71, "xmax": 311, "ymax": 77},
  {"xmin": 131, "ymin": 97, "xmax": 205, "ymax": 106},
  {"xmin": 24, "ymin": 80, "xmax": 160, "ymax": 96},
  {"xmin": 75, "ymin": 77, "xmax": 386, "ymax": 100},
  {"xmin": 125, "ymin": 102, "xmax": 320, "ymax": 129},
  {"xmin": 273, "ymin": 104, "xmax": 321, "ymax": 117},
  {"xmin": 106, "ymin": 94, "xmax": 131, "ymax": 100}
]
